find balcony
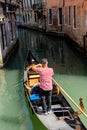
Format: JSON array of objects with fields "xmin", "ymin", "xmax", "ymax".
[
  {"xmin": 33, "ymin": 2, "xmax": 45, "ymax": 10},
  {"xmin": 0, "ymin": 2, "xmax": 19, "ymax": 14}
]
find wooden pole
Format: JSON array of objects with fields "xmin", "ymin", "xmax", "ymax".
[{"xmin": 53, "ymin": 78, "xmax": 87, "ymax": 118}]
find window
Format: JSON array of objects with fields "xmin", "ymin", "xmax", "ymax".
[
  {"xmin": 30, "ymin": 0, "xmax": 32, "ymax": 8},
  {"xmin": 28, "ymin": 14, "xmax": 30, "ymax": 22},
  {"xmin": 65, "ymin": 7, "xmax": 68, "ymax": 25},
  {"xmin": 68, "ymin": 6, "xmax": 71, "ymax": 25},
  {"xmin": 34, "ymin": 13, "xmax": 37, "ymax": 22},
  {"xmin": 58, "ymin": 8, "xmax": 62, "ymax": 25},
  {"xmin": 9, "ymin": 21, "xmax": 13, "ymax": 40},
  {"xmin": 73, "ymin": 6, "xmax": 76, "ymax": 28},
  {"xmin": 1, "ymin": 24, "xmax": 7, "ymax": 49},
  {"xmin": 48, "ymin": 9, "xmax": 52, "ymax": 24}
]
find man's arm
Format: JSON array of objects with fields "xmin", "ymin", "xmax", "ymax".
[
  {"xmin": 32, "ymin": 64, "xmax": 42, "ymax": 71},
  {"xmin": 26, "ymin": 64, "xmax": 34, "ymax": 71}
]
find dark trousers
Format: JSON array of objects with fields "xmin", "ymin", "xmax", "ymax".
[{"xmin": 40, "ymin": 88, "xmax": 52, "ymax": 113}]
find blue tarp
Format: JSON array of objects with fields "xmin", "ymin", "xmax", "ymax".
[{"xmin": 29, "ymin": 94, "xmax": 40, "ymax": 101}]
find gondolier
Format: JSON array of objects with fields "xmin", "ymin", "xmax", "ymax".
[{"xmin": 32, "ymin": 58, "xmax": 54, "ymax": 115}]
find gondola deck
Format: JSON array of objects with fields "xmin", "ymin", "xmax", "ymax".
[{"xmin": 36, "ymin": 104, "xmax": 75, "ymax": 130}]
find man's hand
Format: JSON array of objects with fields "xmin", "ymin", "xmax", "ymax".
[{"xmin": 37, "ymin": 63, "xmax": 42, "ymax": 68}]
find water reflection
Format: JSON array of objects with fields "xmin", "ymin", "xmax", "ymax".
[{"xmin": 18, "ymin": 29, "xmax": 87, "ymax": 76}]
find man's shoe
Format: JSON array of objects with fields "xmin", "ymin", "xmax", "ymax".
[
  {"xmin": 48, "ymin": 110, "xmax": 52, "ymax": 114},
  {"xmin": 44, "ymin": 112, "xmax": 48, "ymax": 115}
]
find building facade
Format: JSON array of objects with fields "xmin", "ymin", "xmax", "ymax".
[
  {"xmin": 16, "ymin": 0, "xmax": 46, "ymax": 30},
  {"xmin": 46, "ymin": 0, "xmax": 63, "ymax": 32},
  {"xmin": 0, "ymin": 0, "xmax": 19, "ymax": 68},
  {"xmin": 63, "ymin": 0, "xmax": 87, "ymax": 49},
  {"xmin": 46, "ymin": 0, "xmax": 87, "ymax": 49},
  {"xmin": 17, "ymin": 0, "xmax": 87, "ymax": 51}
]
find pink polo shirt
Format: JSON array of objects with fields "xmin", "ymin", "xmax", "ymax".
[{"xmin": 36, "ymin": 67, "xmax": 54, "ymax": 90}]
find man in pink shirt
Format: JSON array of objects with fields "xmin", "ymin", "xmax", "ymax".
[{"xmin": 32, "ymin": 58, "xmax": 54, "ymax": 115}]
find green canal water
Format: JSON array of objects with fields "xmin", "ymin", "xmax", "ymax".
[{"xmin": 0, "ymin": 28, "xmax": 87, "ymax": 130}]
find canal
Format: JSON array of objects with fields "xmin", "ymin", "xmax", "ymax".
[{"xmin": 0, "ymin": 28, "xmax": 87, "ymax": 130}]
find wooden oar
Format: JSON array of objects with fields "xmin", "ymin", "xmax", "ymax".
[{"xmin": 53, "ymin": 78, "xmax": 87, "ymax": 118}]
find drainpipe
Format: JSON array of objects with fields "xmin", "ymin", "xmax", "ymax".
[
  {"xmin": 83, "ymin": 32, "xmax": 87, "ymax": 55},
  {"xmin": 63, "ymin": 0, "xmax": 65, "ymax": 7},
  {"xmin": 62, "ymin": 0, "xmax": 65, "ymax": 32}
]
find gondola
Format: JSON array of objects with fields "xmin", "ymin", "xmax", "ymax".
[{"xmin": 24, "ymin": 50, "xmax": 86, "ymax": 130}]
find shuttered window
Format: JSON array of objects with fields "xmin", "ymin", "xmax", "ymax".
[
  {"xmin": 73, "ymin": 6, "xmax": 76, "ymax": 28},
  {"xmin": 58, "ymin": 8, "xmax": 62, "ymax": 25},
  {"xmin": 48, "ymin": 9, "xmax": 52, "ymax": 25},
  {"xmin": 1, "ymin": 24, "xmax": 7, "ymax": 49},
  {"xmin": 68, "ymin": 6, "xmax": 71, "ymax": 25}
]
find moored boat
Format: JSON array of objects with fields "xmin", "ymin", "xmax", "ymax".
[{"xmin": 24, "ymin": 50, "xmax": 86, "ymax": 130}]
